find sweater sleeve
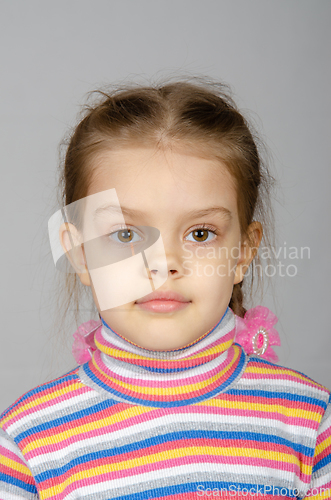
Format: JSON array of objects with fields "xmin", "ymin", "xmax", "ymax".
[
  {"xmin": 303, "ymin": 399, "xmax": 331, "ymax": 499},
  {"xmin": 0, "ymin": 427, "xmax": 39, "ymax": 500}
]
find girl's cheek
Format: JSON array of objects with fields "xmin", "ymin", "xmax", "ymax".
[
  {"xmin": 189, "ymin": 240, "xmax": 239, "ymax": 263},
  {"xmin": 182, "ymin": 245, "xmax": 238, "ymax": 280}
]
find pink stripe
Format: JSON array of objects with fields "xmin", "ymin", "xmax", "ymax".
[
  {"xmin": 244, "ymin": 365, "xmax": 328, "ymax": 391},
  {"xmin": 95, "ymin": 329, "xmax": 235, "ymax": 369},
  {"xmin": 98, "ymin": 363, "xmax": 238, "ymax": 402},
  {"xmin": 180, "ymin": 329, "xmax": 235, "ymax": 356},
  {"xmin": 115, "ymin": 353, "xmax": 219, "ymax": 368},
  {"xmin": 44, "ymin": 453, "xmax": 311, "ymax": 499},
  {"xmin": 316, "ymin": 443, "xmax": 331, "ymax": 464},
  {"xmin": 175, "ymin": 403, "xmax": 320, "ymax": 429},
  {"xmin": 41, "ymin": 449, "xmax": 305, "ymax": 493},
  {"xmin": 41, "ymin": 453, "xmax": 310, "ymax": 500},
  {"xmin": 97, "ymin": 327, "xmax": 234, "ymax": 356},
  {"xmin": 9, "ymin": 371, "xmax": 80, "ymax": 406},
  {"xmin": 3, "ymin": 386, "xmax": 91, "ymax": 430},
  {"xmin": 93, "ymin": 348, "xmax": 235, "ymax": 388},
  {"xmin": 316, "ymin": 423, "xmax": 331, "ymax": 446},
  {"xmin": 103, "ymin": 453, "xmax": 311, "ymax": 482},
  {"xmin": 1, "ymin": 368, "xmax": 79, "ymax": 413},
  {"xmin": 311, "ymin": 480, "xmax": 331, "ymax": 490},
  {"xmin": 0, "ymin": 445, "xmax": 26, "ymax": 466},
  {"xmin": 25, "ymin": 405, "xmax": 161, "ymax": 459},
  {"xmin": 219, "ymin": 393, "xmax": 324, "ymax": 415},
  {"xmin": 26, "ymin": 403, "xmax": 240, "ymax": 458},
  {"xmin": 58, "ymin": 436, "xmax": 315, "ymax": 479},
  {"xmin": 108, "ymin": 378, "xmax": 236, "ymax": 402},
  {"xmin": 25, "ymin": 401, "xmax": 318, "ymax": 460}
]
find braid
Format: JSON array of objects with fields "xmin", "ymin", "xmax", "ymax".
[{"xmin": 229, "ymin": 282, "xmax": 246, "ymax": 318}]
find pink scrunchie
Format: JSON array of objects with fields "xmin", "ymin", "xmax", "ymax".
[
  {"xmin": 72, "ymin": 320, "xmax": 102, "ymax": 364},
  {"xmin": 235, "ymin": 306, "xmax": 281, "ymax": 362}
]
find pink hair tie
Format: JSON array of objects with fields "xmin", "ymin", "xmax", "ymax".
[
  {"xmin": 235, "ymin": 306, "xmax": 281, "ymax": 362},
  {"xmin": 72, "ymin": 320, "xmax": 102, "ymax": 364}
]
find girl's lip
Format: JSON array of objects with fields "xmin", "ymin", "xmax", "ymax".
[
  {"xmin": 135, "ymin": 290, "xmax": 191, "ymax": 313},
  {"xmin": 135, "ymin": 290, "xmax": 190, "ymax": 304},
  {"xmin": 136, "ymin": 300, "xmax": 190, "ymax": 313}
]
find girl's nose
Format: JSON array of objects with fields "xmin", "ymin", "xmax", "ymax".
[
  {"xmin": 150, "ymin": 267, "xmax": 178, "ymax": 275},
  {"xmin": 144, "ymin": 231, "xmax": 185, "ymax": 279},
  {"xmin": 149, "ymin": 251, "xmax": 184, "ymax": 279}
]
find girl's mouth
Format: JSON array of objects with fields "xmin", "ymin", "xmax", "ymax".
[{"xmin": 135, "ymin": 290, "xmax": 191, "ymax": 313}]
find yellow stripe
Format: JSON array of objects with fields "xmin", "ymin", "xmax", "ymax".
[
  {"xmin": 245, "ymin": 366, "xmax": 324, "ymax": 387},
  {"xmin": 0, "ymin": 454, "xmax": 33, "ymax": 477},
  {"xmin": 315, "ymin": 434, "xmax": 331, "ymax": 456},
  {"xmin": 22, "ymin": 405, "xmax": 153, "ymax": 454},
  {"xmin": 95, "ymin": 337, "xmax": 233, "ymax": 362},
  {"xmin": 1, "ymin": 382, "xmax": 85, "ymax": 426},
  {"xmin": 310, "ymin": 486, "xmax": 331, "ymax": 500},
  {"xmin": 199, "ymin": 398, "xmax": 322, "ymax": 422},
  {"xmin": 93, "ymin": 346, "xmax": 240, "ymax": 396},
  {"xmin": 40, "ymin": 445, "xmax": 307, "ymax": 499}
]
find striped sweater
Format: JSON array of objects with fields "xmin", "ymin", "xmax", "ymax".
[{"xmin": 1, "ymin": 309, "xmax": 331, "ymax": 500}]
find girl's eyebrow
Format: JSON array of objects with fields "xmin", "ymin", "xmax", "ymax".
[
  {"xmin": 183, "ymin": 207, "xmax": 232, "ymax": 220},
  {"xmin": 93, "ymin": 205, "xmax": 145, "ymax": 219},
  {"xmin": 93, "ymin": 205, "xmax": 232, "ymax": 220}
]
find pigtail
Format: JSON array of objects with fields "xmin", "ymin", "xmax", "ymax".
[{"xmin": 229, "ymin": 282, "xmax": 246, "ymax": 318}]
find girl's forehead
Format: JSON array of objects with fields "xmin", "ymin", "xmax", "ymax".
[{"xmin": 88, "ymin": 147, "xmax": 237, "ymax": 210}]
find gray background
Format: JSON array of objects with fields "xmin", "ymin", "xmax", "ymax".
[{"xmin": 1, "ymin": 0, "xmax": 330, "ymax": 412}]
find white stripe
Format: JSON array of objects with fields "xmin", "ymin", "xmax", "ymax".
[
  {"xmin": 63, "ymin": 462, "xmax": 307, "ymax": 499},
  {"xmin": 5, "ymin": 391, "xmax": 98, "ymax": 434},
  {"xmin": 238, "ymin": 375, "xmax": 329, "ymax": 397},
  {"xmin": 100, "ymin": 350, "xmax": 229, "ymax": 381},
  {"xmin": 0, "ymin": 434, "xmax": 27, "ymax": 463},
  {"xmin": 309, "ymin": 473, "xmax": 331, "ymax": 490},
  {"xmin": 0, "ymin": 489, "xmax": 35, "ymax": 500},
  {"xmin": 27, "ymin": 409, "xmax": 309, "ymax": 467},
  {"xmin": 318, "ymin": 407, "xmax": 331, "ymax": 435}
]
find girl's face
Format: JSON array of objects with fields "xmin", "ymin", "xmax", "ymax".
[{"xmin": 81, "ymin": 146, "xmax": 257, "ymax": 350}]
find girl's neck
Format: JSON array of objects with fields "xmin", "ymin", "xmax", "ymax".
[{"xmin": 99, "ymin": 307, "xmax": 230, "ymax": 361}]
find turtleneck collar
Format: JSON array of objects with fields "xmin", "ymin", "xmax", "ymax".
[{"xmin": 79, "ymin": 308, "xmax": 247, "ymax": 407}]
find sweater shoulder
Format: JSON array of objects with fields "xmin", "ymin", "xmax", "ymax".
[
  {"xmin": 0, "ymin": 366, "xmax": 89, "ymax": 429},
  {"xmin": 242, "ymin": 355, "xmax": 331, "ymax": 403}
]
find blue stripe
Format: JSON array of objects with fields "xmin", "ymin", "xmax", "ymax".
[
  {"xmin": 0, "ymin": 472, "xmax": 38, "ymax": 494},
  {"xmin": 135, "ymin": 364, "xmax": 197, "ymax": 373},
  {"xmin": 111, "ymin": 481, "xmax": 297, "ymax": 499},
  {"xmin": 83, "ymin": 347, "xmax": 246, "ymax": 408},
  {"xmin": 247, "ymin": 356, "xmax": 330, "ymax": 390},
  {"xmin": 313, "ymin": 453, "xmax": 331, "ymax": 473},
  {"xmin": 226, "ymin": 388, "xmax": 326, "ymax": 408},
  {"xmin": 35, "ymin": 427, "xmax": 314, "ymax": 482},
  {"xmin": 0, "ymin": 371, "xmax": 79, "ymax": 420},
  {"xmin": 15, "ymin": 399, "xmax": 118, "ymax": 443}
]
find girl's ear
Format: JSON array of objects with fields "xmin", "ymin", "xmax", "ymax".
[
  {"xmin": 59, "ymin": 223, "xmax": 91, "ymax": 287},
  {"xmin": 234, "ymin": 221, "xmax": 263, "ymax": 285}
]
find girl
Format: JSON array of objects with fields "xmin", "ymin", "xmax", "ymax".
[{"xmin": 1, "ymin": 81, "xmax": 330, "ymax": 500}]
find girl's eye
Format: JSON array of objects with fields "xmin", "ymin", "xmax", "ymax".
[
  {"xmin": 108, "ymin": 228, "xmax": 142, "ymax": 245},
  {"xmin": 185, "ymin": 228, "xmax": 216, "ymax": 244}
]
